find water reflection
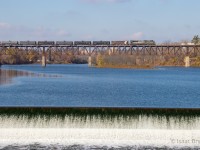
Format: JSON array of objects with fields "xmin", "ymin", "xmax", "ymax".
[{"xmin": 0, "ymin": 69, "xmax": 61, "ymax": 85}]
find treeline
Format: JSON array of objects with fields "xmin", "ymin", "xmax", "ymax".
[
  {"xmin": 94, "ymin": 54, "xmax": 200, "ymax": 68},
  {"xmin": 0, "ymin": 48, "xmax": 87, "ymax": 65},
  {"xmin": 1, "ymin": 48, "xmax": 200, "ymax": 68},
  {"xmin": 49, "ymin": 51, "xmax": 87, "ymax": 64},
  {"xmin": 0, "ymin": 48, "xmax": 39, "ymax": 64}
]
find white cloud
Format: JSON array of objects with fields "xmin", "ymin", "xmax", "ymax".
[
  {"xmin": 130, "ymin": 32, "xmax": 144, "ymax": 40},
  {"xmin": 0, "ymin": 22, "xmax": 11, "ymax": 29}
]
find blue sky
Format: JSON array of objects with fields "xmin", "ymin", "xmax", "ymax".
[{"xmin": 0, "ymin": 0, "xmax": 199, "ymax": 43}]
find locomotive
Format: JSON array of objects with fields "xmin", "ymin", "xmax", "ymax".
[{"xmin": 130, "ymin": 40, "xmax": 155, "ymax": 45}]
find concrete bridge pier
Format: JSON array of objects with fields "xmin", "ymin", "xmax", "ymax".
[
  {"xmin": 42, "ymin": 47, "xmax": 46, "ymax": 67},
  {"xmin": 184, "ymin": 56, "xmax": 190, "ymax": 67},
  {"xmin": 108, "ymin": 48, "xmax": 114, "ymax": 55},
  {"xmin": 88, "ymin": 56, "xmax": 92, "ymax": 67},
  {"xmin": 48, "ymin": 48, "xmax": 52, "ymax": 62}
]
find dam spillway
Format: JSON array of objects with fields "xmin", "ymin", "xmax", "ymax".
[{"xmin": 0, "ymin": 107, "xmax": 200, "ymax": 149}]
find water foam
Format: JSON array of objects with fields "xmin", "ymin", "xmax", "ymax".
[
  {"xmin": 0, "ymin": 115, "xmax": 200, "ymax": 148},
  {"xmin": 0, "ymin": 115, "xmax": 199, "ymax": 129},
  {"xmin": 0, "ymin": 129, "xmax": 200, "ymax": 148}
]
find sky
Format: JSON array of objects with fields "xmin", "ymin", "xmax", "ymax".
[{"xmin": 0, "ymin": 0, "xmax": 199, "ymax": 43}]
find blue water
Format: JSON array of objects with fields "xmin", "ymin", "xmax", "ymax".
[{"xmin": 0, "ymin": 64, "xmax": 200, "ymax": 108}]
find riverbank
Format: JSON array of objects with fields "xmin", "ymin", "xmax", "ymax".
[
  {"xmin": 0, "ymin": 48, "xmax": 88, "ymax": 65},
  {"xmin": 94, "ymin": 55, "xmax": 200, "ymax": 69}
]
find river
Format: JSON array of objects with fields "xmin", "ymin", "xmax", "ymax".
[
  {"xmin": 0, "ymin": 64, "xmax": 200, "ymax": 149},
  {"xmin": 0, "ymin": 64, "xmax": 200, "ymax": 108}
]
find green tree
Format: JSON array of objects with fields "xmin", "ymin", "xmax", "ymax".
[
  {"xmin": 96, "ymin": 54, "xmax": 104, "ymax": 67},
  {"xmin": 192, "ymin": 35, "xmax": 200, "ymax": 45}
]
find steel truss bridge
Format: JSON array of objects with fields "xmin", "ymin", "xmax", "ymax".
[
  {"xmin": 0, "ymin": 45, "xmax": 200, "ymax": 56},
  {"xmin": 1, "ymin": 44, "xmax": 200, "ymax": 67}
]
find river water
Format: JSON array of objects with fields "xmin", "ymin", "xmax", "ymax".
[
  {"xmin": 0, "ymin": 64, "xmax": 200, "ymax": 149},
  {"xmin": 0, "ymin": 64, "xmax": 200, "ymax": 108}
]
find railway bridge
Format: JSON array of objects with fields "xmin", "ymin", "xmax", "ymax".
[{"xmin": 0, "ymin": 44, "xmax": 200, "ymax": 67}]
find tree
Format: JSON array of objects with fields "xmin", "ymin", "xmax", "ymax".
[
  {"xmin": 96, "ymin": 54, "xmax": 104, "ymax": 67},
  {"xmin": 192, "ymin": 35, "xmax": 200, "ymax": 45},
  {"xmin": 27, "ymin": 51, "xmax": 38, "ymax": 63}
]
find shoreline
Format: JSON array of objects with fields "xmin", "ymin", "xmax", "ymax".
[
  {"xmin": 1, "ymin": 63, "xmax": 200, "ymax": 69},
  {"xmin": 95, "ymin": 64, "xmax": 154, "ymax": 69}
]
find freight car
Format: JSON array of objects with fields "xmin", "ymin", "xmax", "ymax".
[
  {"xmin": 1, "ymin": 41, "xmax": 19, "ymax": 45},
  {"xmin": 19, "ymin": 41, "xmax": 37, "ymax": 45},
  {"xmin": 130, "ymin": 40, "xmax": 156, "ymax": 45},
  {"xmin": 38, "ymin": 41, "xmax": 55, "ymax": 45},
  {"xmin": 55, "ymin": 41, "xmax": 73, "ymax": 45},
  {"xmin": 74, "ymin": 41, "xmax": 91, "ymax": 45},
  {"xmin": 111, "ymin": 41, "xmax": 129, "ymax": 45},
  {"xmin": 93, "ymin": 41, "xmax": 110, "ymax": 45}
]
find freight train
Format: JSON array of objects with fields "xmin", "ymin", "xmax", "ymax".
[{"xmin": 0, "ymin": 40, "xmax": 156, "ymax": 46}]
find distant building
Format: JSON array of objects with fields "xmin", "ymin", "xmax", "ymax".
[{"xmin": 181, "ymin": 42, "xmax": 195, "ymax": 45}]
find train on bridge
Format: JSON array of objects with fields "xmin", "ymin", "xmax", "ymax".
[{"xmin": 0, "ymin": 40, "xmax": 156, "ymax": 46}]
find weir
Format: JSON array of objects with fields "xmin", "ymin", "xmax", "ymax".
[
  {"xmin": 0, "ymin": 107, "xmax": 200, "ymax": 148},
  {"xmin": 0, "ymin": 107, "xmax": 200, "ymax": 116}
]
